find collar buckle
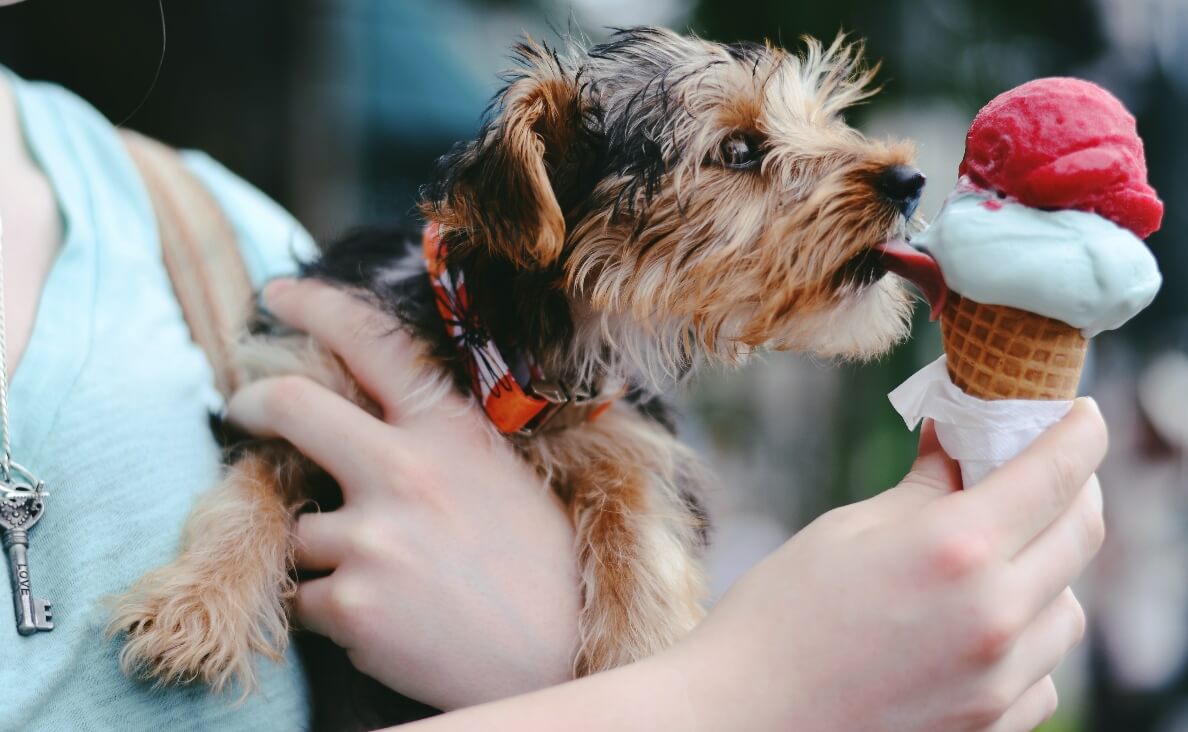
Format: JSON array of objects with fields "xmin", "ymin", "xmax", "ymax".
[{"xmin": 519, "ymin": 378, "xmax": 596, "ymax": 436}]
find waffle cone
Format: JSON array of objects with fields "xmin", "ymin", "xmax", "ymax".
[{"xmin": 940, "ymin": 294, "xmax": 1087, "ymax": 400}]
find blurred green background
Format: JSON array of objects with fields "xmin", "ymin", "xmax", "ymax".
[{"xmin": 1, "ymin": 1, "xmax": 1185, "ymax": 729}]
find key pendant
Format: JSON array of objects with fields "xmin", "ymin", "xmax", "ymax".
[{"xmin": 0, "ymin": 464, "xmax": 52, "ymax": 635}]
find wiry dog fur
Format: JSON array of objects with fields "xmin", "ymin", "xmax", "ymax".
[{"xmin": 108, "ymin": 26, "xmax": 920, "ymax": 716}]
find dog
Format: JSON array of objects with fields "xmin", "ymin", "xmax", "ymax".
[{"xmin": 109, "ymin": 25, "xmax": 923, "ymax": 703}]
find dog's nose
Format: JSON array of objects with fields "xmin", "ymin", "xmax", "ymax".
[{"xmin": 877, "ymin": 165, "xmax": 926, "ymax": 218}]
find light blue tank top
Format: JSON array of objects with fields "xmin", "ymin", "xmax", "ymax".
[{"xmin": 0, "ymin": 70, "xmax": 314, "ymax": 730}]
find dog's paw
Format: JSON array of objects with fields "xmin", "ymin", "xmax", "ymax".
[{"xmin": 106, "ymin": 559, "xmax": 292, "ymax": 696}]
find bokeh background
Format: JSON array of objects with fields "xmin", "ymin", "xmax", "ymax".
[{"xmin": 1, "ymin": 1, "xmax": 1185, "ymax": 729}]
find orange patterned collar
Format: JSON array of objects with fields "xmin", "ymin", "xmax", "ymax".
[{"xmin": 423, "ymin": 224, "xmax": 612, "ymax": 435}]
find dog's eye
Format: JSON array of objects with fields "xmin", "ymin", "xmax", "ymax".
[{"xmin": 720, "ymin": 133, "xmax": 761, "ymax": 170}]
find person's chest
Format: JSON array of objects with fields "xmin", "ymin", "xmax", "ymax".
[
  {"xmin": 0, "ymin": 202, "xmax": 310, "ymax": 732},
  {"xmin": 0, "ymin": 69, "xmax": 311, "ymax": 729}
]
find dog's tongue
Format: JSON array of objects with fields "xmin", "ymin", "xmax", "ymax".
[{"xmin": 875, "ymin": 240, "xmax": 948, "ymax": 320}]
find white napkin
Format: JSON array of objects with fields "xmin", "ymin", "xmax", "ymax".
[{"xmin": 888, "ymin": 356, "xmax": 1074, "ymax": 487}]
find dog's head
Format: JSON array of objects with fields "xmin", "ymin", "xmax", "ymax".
[{"xmin": 427, "ymin": 27, "xmax": 921, "ymax": 385}]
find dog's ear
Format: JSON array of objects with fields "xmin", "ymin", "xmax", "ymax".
[{"xmin": 430, "ymin": 40, "xmax": 587, "ymax": 269}]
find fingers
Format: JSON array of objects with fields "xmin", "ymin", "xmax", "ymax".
[
  {"xmin": 227, "ymin": 374, "xmax": 393, "ymax": 493},
  {"xmin": 292, "ymin": 575, "xmax": 342, "ymax": 643},
  {"xmin": 294, "ymin": 572, "xmax": 385, "ymax": 652},
  {"xmin": 958, "ymin": 398, "xmax": 1108, "ymax": 555},
  {"xmin": 988, "ymin": 676, "xmax": 1058, "ymax": 732},
  {"xmin": 1012, "ymin": 476, "xmax": 1104, "ymax": 611},
  {"xmin": 261, "ymin": 278, "xmax": 424, "ymax": 417},
  {"xmin": 293, "ymin": 511, "xmax": 350, "ymax": 573},
  {"xmin": 998, "ymin": 588, "xmax": 1085, "ymax": 701},
  {"xmin": 962, "ymin": 589, "xmax": 1080, "ymax": 731}
]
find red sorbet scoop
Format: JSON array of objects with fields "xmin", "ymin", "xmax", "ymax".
[{"xmin": 959, "ymin": 77, "xmax": 1164, "ymax": 238}]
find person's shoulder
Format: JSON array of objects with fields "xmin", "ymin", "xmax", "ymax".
[
  {"xmin": 5, "ymin": 69, "xmax": 145, "ymax": 184},
  {"xmin": 3, "ymin": 67, "xmax": 316, "ymax": 285},
  {"xmin": 9, "ymin": 71, "xmax": 109, "ymax": 126},
  {"xmin": 180, "ymin": 150, "xmax": 318, "ymax": 287}
]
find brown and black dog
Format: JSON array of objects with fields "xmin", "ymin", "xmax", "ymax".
[{"xmin": 110, "ymin": 25, "xmax": 922, "ymax": 712}]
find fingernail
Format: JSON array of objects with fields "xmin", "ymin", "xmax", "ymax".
[{"xmin": 1075, "ymin": 395, "xmax": 1102, "ymax": 416}]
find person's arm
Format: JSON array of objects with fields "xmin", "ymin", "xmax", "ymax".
[
  {"xmin": 396, "ymin": 405, "xmax": 1103, "ymax": 732},
  {"xmin": 229, "ymin": 279, "xmax": 1106, "ymax": 731},
  {"xmin": 394, "ymin": 651, "xmax": 695, "ymax": 731}
]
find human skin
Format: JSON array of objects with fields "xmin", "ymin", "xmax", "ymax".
[
  {"xmin": 229, "ymin": 278, "xmax": 1107, "ymax": 731},
  {"xmin": 0, "ymin": 63, "xmax": 65, "ymax": 378}
]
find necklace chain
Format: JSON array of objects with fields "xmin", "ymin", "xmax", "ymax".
[{"xmin": 0, "ymin": 213, "xmax": 11, "ymax": 480}]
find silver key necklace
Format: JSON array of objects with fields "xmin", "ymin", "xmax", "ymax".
[{"xmin": 0, "ymin": 214, "xmax": 53, "ymax": 635}]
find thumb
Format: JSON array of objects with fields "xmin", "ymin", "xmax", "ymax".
[
  {"xmin": 901, "ymin": 419, "xmax": 963, "ymax": 497},
  {"xmin": 863, "ymin": 420, "xmax": 962, "ymax": 517}
]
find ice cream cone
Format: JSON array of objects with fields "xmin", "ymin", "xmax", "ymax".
[{"xmin": 940, "ymin": 294, "xmax": 1087, "ymax": 400}]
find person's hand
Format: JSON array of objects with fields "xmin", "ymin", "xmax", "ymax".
[
  {"xmin": 668, "ymin": 401, "xmax": 1107, "ymax": 732},
  {"xmin": 227, "ymin": 278, "xmax": 580, "ymax": 711}
]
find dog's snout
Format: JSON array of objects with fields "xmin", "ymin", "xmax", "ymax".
[{"xmin": 877, "ymin": 165, "xmax": 926, "ymax": 218}]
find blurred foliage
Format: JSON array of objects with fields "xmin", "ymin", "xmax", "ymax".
[
  {"xmin": 1039, "ymin": 713, "xmax": 1081, "ymax": 732},
  {"xmin": 691, "ymin": 0, "xmax": 1106, "ymax": 106}
]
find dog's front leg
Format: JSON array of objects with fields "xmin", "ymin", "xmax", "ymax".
[
  {"xmin": 557, "ymin": 416, "xmax": 708, "ymax": 676},
  {"xmin": 107, "ymin": 443, "xmax": 312, "ymax": 695}
]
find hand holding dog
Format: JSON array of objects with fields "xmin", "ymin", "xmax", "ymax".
[{"xmin": 228, "ymin": 278, "xmax": 581, "ymax": 711}]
